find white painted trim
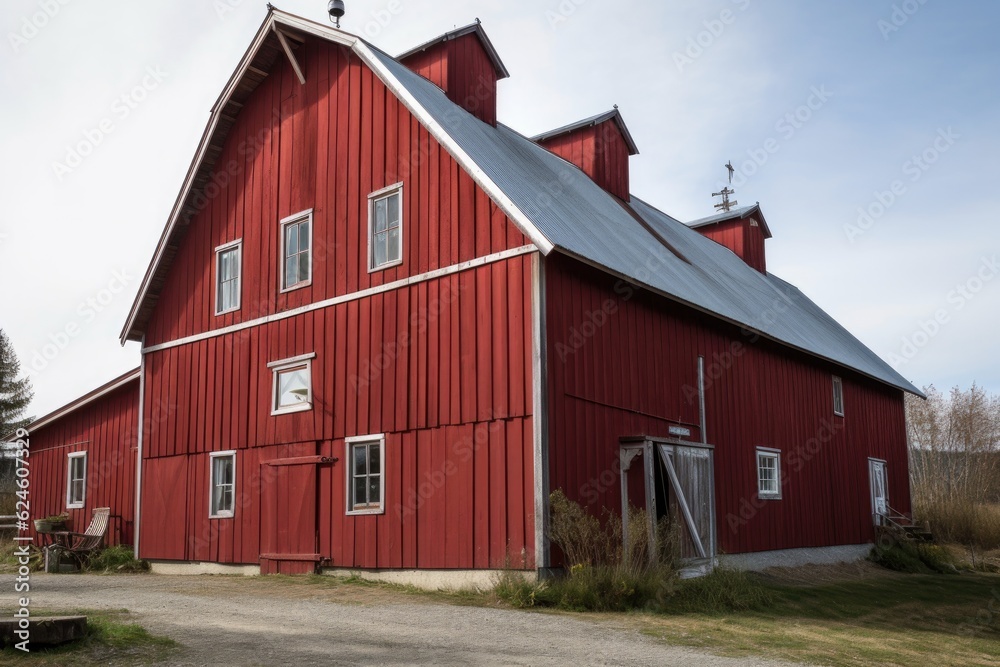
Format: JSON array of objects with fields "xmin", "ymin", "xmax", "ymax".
[
  {"xmin": 142, "ymin": 245, "xmax": 537, "ymax": 354},
  {"xmin": 29, "ymin": 370, "xmax": 141, "ymax": 433},
  {"xmin": 270, "ymin": 356, "xmax": 314, "ymax": 416},
  {"xmin": 755, "ymin": 448, "xmax": 782, "ymax": 500},
  {"xmin": 345, "ymin": 435, "xmax": 386, "ymax": 516},
  {"xmin": 266, "ymin": 352, "xmax": 317, "ymax": 369},
  {"xmin": 134, "ymin": 353, "xmax": 146, "ymax": 556},
  {"xmin": 209, "ymin": 450, "xmax": 237, "ymax": 519},
  {"xmin": 274, "ymin": 26, "xmax": 306, "ymax": 85},
  {"xmin": 66, "ymin": 451, "xmax": 87, "ymax": 509},
  {"xmin": 214, "ymin": 239, "xmax": 243, "ymax": 316},
  {"xmin": 531, "ymin": 252, "xmax": 550, "ymax": 570},
  {"xmin": 279, "ymin": 209, "xmax": 314, "ymax": 293},
  {"xmin": 368, "ymin": 183, "xmax": 404, "ymax": 273}
]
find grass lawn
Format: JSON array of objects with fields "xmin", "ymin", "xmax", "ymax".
[
  {"xmin": 0, "ymin": 609, "xmax": 176, "ymax": 666},
  {"xmin": 622, "ymin": 569, "xmax": 1000, "ymax": 667}
]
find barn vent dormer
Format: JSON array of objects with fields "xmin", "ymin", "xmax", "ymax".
[
  {"xmin": 398, "ymin": 21, "xmax": 509, "ymax": 127},
  {"xmin": 687, "ymin": 204, "xmax": 772, "ymax": 274},
  {"xmin": 532, "ymin": 108, "xmax": 639, "ymax": 202}
]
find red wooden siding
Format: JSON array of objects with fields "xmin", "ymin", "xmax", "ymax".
[
  {"xmin": 537, "ymin": 119, "xmax": 631, "ymax": 201},
  {"xmin": 137, "ymin": 34, "xmax": 537, "ymax": 569},
  {"xmin": 545, "ymin": 253, "xmax": 910, "ymax": 555},
  {"xmin": 695, "ymin": 216, "xmax": 767, "ymax": 273},
  {"xmin": 400, "ymin": 33, "xmax": 500, "ymax": 126},
  {"xmin": 26, "ymin": 380, "xmax": 139, "ymax": 547},
  {"xmin": 143, "ymin": 38, "xmax": 525, "ymax": 349}
]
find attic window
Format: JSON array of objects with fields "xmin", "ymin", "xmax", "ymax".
[
  {"xmin": 215, "ymin": 240, "xmax": 242, "ymax": 316},
  {"xmin": 280, "ymin": 210, "xmax": 312, "ymax": 292},
  {"xmin": 756, "ymin": 448, "xmax": 781, "ymax": 500},
  {"xmin": 368, "ymin": 184, "xmax": 403, "ymax": 271},
  {"xmin": 833, "ymin": 376, "xmax": 844, "ymax": 417}
]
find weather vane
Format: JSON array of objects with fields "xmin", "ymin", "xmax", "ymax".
[{"xmin": 712, "ymin": 161, "xmax": 738, "ymax": 213}]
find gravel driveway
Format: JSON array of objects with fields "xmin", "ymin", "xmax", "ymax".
[{"xmin": 7, "ymin": 573, "xmax": 796, "ymax": 666}]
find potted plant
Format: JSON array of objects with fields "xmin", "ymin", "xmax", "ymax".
[{"xmin": 34, "ymin": 513, "xmax": 70, "ymax": 533}]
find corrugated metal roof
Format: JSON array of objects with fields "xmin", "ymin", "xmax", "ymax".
[{"xmin": 368, "ymin": 45, "xmax": 922, "ymax": 396}]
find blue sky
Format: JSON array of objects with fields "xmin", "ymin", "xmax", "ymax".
[{"xmin": 1, "ymin": 0, "xmax": 997, "ymax": 418}]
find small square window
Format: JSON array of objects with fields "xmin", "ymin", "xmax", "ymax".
[
  {"xmin": 268, "ymin": 353, "xmax": 316, "ymax": 415},
  {"xmin": 833, "ymin": 376, "xmax": 844, "ymax": 417},
  {"xmin": 368, "ymin": 184, "xmax": 403, "ymax": 271},
  {"xmin": 66, "ymin": 451, "xmax": 87, "ymax": 509},
  {"xmin": 210, "ymin": 451, "xmax": 236, "ymax": 518},
  {"xmin": 756, "ymin": 448, "xmax": 781, "ymax": 500},
  {"xmin": 215, "ymin": 240, "xmax": 242, "ymax": 315},
  {"xmin": 280, "ymin": 210, "xmax": 312, "ymax": 292},
  {"xmin": 346, "ymin": 436, "xmax": 385, "ymax": 514}
]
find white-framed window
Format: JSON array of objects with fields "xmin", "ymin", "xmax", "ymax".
[
  {"xmin": 756, "ymin": 447, "xmax": 782, "ymax": 500},
  {"xmin": 66, "ymin": 451, "xmax": 87, "ymax": 509},
  {"xmin": 833, "ymin": 376, "xmax": 844, "ymax": 417},
  {"xmin": 280, "ymin": 209, "xmax": 313, "ymax": 292},
  {"xmin": 215, "ymin": 239, "xmax": 243, "ymax": 315},
  {"xmin": 368, "ymin": 184, "xmax": 403, "ymax": 271},
  {"xmin": 210, "ymin": 451, "xmax": 236, "ymax": 518},
  {"xmin": 346, "ymin": 435, "xmax": 385, "ymax": 515},
  {"xmin": 268, "ymin": 353, "xmax": 315, "ymax": 415}
]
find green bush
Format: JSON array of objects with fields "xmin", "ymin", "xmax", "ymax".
[
  {"xmin": 86, "ymin": 545, "xmax": 150, "ymax": 574},
  {"xmin": 870, "ymin": 538, "xmax": 957, "ymax": 574}
]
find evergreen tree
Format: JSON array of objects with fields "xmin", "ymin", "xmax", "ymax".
[{"xmin": 0, "ymin": 329, "xmax": 33, "ymax": 435}]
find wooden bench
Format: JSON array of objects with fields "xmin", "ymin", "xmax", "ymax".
[{"xmin": 47, "ymin": 507, "xmax": 111, "ymax": 569}]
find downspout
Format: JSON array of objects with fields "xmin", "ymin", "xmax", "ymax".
[
  {"xmin": 698, "ymin": 356, "xmax": 707, "ymax": 444},
  {"xmin": 133, "ymin": 344, "xmax": 146, "ymax": 556}
]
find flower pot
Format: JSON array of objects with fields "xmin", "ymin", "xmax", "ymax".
[{"xmin": 34, "ymin": 519, "xmax": 67, "ymax": 533}]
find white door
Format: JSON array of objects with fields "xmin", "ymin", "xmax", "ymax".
[{"xmin": 869, "ymin": 459, "xmax": 888, "ymax": 525}]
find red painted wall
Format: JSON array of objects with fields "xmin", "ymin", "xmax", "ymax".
[
  {"xmin": 537, "ymin": 119, "xmax": 631, "ymax": 201},
  {"xmin": 27, "ymin": 379, "xmax": 140, "ymax": 548},
  {"xmin": 695, "ymin": 216, "xmax": 767, "ymax": 273},
  {"xmin": 139, "ymin": 37, "xmax": 536, "ymax": 569},
  {"xmin": 545, "ymin": 253, "xmax": 910, "ymax": 555},
  {"xmin": 400, "ymin": 32, "xmax": 500, "ymax": 126}
]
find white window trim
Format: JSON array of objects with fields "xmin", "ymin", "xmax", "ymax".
[
  {"xmin": 209, "ymin": 450, "xmax": 237, "ymax": 519},
  {"xmin": 756, "ymin": 447, "xmax": 782, "ymax": 500},
  {"xmin": 269, "ymin": 352, "xmax": 316, "ymax": 415},
  {"xmin": 833, "ymin": 376, "xmax": 844, "ymax": 417},
  {"xmin": 66, "ymin": 451, "xmax": 87, "ymax": 509},
  {"xmin": 367, "ymin": 183, "xmax": 404, "ymax": 273},
  {"xmin": 345, "ymin": 434, "xmax": 386, "ymax": 516},
  {"xmin": 279, "ymin": 209, "xmax": 314, "ymax": 293},
  {"xmin": 214, "ymin": 239, "xmax": 243, "ymax": 316}
]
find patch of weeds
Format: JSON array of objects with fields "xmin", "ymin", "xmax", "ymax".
[
  {"xmin": 85, "ymin": 545, "xmax": 150, "ymax": 574},
  {"xmin": 871, "ymin": 539, "xmax": 957, "ymax": 575}
]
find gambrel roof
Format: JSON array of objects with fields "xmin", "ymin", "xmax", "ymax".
[{"xmin": 122, "ymin": 7, "xmax": 921, "ymax": 397}]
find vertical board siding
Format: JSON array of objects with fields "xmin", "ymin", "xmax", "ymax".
[
  {"xmin": 694, "ymin": 217, "xmax": 767, "ymax": 274},
  {"xmin": 545, "ymin": 254, "xmax": 911, "ymax": 555},
  {"xmin": 27, "ymin": 380, "xmax": 140, "ymax": 547},
  {"xmin": 537, "ymin": 119, "xmax": 631, "ymax": 201},
  {"xmin": 136, "ymin": 34, "xmax": 536, "ymax": 569},
  {"xmin": 144, "ymin": 39, "xmax": 524, "ymax": 349}
]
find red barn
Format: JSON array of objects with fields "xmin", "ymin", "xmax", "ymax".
[{"xmin": 28, "ymin": 7, "xmax": 921, "ymax": 583}]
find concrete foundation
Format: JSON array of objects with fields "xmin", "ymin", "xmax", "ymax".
[
  {"xmin": 719, "ymin": 543, "xmax": 873, "ymax": 571},
  {"xmin": 149, "ymin": 561, "xmax": 261, "ymax": 576},
  {"xmin": 320, "ymin": 568, "xmax": 536, "ymax": 591}
]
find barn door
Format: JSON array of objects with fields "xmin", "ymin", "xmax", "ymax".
[
  {"xmin": 869, "ymin": 459, "xmax": 889, "ymax": 526},
  {"xmin": 619, "ymin": 438, "xmax": 716, "ymax": 576},
  {"xmin": 259, "ymin": 455, "xmax": 334, "ymax": 574}
]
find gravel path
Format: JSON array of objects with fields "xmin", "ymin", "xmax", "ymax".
[{"xmin": 5, "ymin": 573, "xmax": 797, "ymax": 666}]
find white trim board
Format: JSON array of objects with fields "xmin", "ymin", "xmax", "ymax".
[{"xmin": 142, "ymin": 245, "xmax": 537, "ymax": 354}]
